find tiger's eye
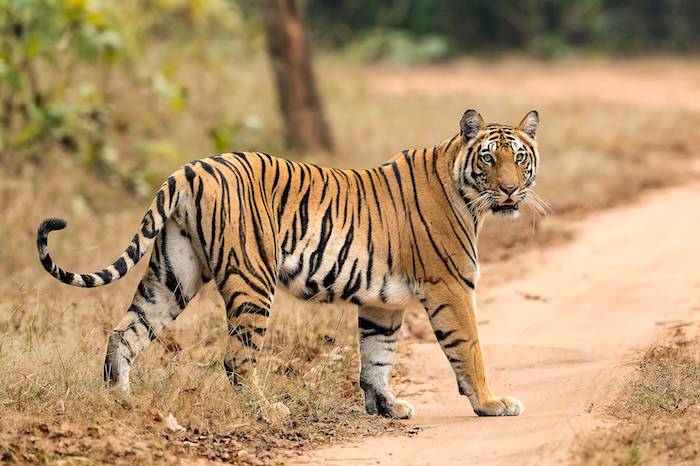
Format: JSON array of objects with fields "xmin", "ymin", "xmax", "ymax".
[{"xmin": 480, "ymin": 154, "xmax": 494, "ymax": 165}]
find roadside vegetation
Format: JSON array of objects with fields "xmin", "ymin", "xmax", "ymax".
[{"xmin": 572, "ymin": 324, "xmax": 700, "ymax": 465}]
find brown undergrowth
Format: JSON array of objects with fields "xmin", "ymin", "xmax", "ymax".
[
  {"xmin": 571, "ymin": 324, "xmax": 700, "ymax": 465},
  {"xmin": 0, "ymin": 279, "xmax": 414, "ymax": 465}
]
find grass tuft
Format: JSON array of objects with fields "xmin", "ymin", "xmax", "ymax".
[{"xmin": 572, "ymin": 326, "xmax": 700, "ymax": 466}]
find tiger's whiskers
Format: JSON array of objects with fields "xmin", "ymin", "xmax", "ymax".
[{"xmin": 525, "ymin": 190, "xmax": 551, "ymax": 219}]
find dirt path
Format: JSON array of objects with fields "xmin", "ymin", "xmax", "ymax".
[
  {"xmin": 370, "ymin": 59, "xmax": 700, "ymax": 113},
  {"xmin": 290, "ymin": 180, "xmax": 700, "ymax": 465}
]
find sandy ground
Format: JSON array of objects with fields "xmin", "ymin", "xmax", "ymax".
[
  {"xmin": 288, "ymin": 177, "xmax": 700, "ymax": 466},
  {"xmin": 370, "ymin": 59, "xmax": 700, "ymax": 112}
]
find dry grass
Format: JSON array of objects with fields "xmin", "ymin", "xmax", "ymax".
[
  {"xmin": 1, "ymin": 56, "xmax": 700, "ymax": 464},
  {"xmin": 571, "ymin": 325, "xmax": 700, "ymax": 466}
]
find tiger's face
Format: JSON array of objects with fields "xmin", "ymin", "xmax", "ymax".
[{"xmin": 454, "ymin": 110, "xmax": 541, "ymax": 218}]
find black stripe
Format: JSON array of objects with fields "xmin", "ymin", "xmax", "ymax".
[
  {"xmin": 141, "ymin": 210, "xmax": 157, "ymax": 238},
  {"xmin": 82, "ymin": 274, "xmax": 96, "ymax": 287},
  {"xmin": 341, "ymin": 259, "xmax": 362, "ymax": 300},
  {"xmin": 113, "ymin": 257, "xmax": 128, "ymax": 277},
  {"xmin": 434, "ymin": 329, "xmax": 455, "ymax": 341},
  {"xmin": 307, "ymin": 205, "xmax": 333, "ymax": 277},
  {"xmin": 229, "ymin": 329, "xmax": 260, "ymax": 350},
  {"xmin": 138, "ymin": 281, "xmax": 156, "ymax": 303},
  {"xmin": 129, "ymin": 304, "xmax": 157, "ymax": 341},
  {"xmin": 358, "ymin": 317, "xmax": 399, "ymax": 337},
  {"xmin": 126, "ymin": 234, "xmax": 141, "ymax": 262},
  {"xmin": 96, "ymin": 269, "xmax": 112, "ymax": 285},
  {"xmin": 430, "ymin": 304, "xmax": 448, "ymax": 318},
  {"xmin": 155, "ymin": 189, "xmax": 166, "ymax": 221},
  {"xmin": 231, "ymin": 303, "xmax": 270, "ymax": 319},
  {"xmin": 167, "ymin": 176, "xmax": 176, "ymax": 206},
  {"xmin": 444, "ymin": 338, "xmax": 468, "ymax": 349}
]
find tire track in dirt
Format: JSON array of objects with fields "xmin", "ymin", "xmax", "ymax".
[{"xmin": 289, "ymin": 178, "xmax": 700, "ymax": 465}]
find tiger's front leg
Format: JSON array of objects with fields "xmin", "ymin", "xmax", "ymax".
[
  {"xmin": 358, "ymin": 306, "xmax": 414, "ymax": 419},
  {"xmin": 422, "ymin": 281, "xmax": 523, "ymax": 416}
]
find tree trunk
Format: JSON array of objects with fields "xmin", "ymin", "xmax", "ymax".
[{"xmin": 262, "ymin": 0, "xmax": 334, "ymax": 152}]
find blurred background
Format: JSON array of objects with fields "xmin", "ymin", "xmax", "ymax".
[{"xmin": 1, "ymin": 2, "xmax": 700, "ymax": 460}]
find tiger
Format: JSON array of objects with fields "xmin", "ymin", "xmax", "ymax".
[{"xmin": 37, "ymin": 109, "xmax": 542, "ymax": 420}]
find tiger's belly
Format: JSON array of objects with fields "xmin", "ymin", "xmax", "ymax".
[{"xmin": 277, "ymin": 254, "xmax": 417, "ymax": 310}]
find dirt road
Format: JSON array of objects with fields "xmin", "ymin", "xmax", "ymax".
[{"xmin": 290, "ymin": 180, "xmax": 700, "ymax": 465}]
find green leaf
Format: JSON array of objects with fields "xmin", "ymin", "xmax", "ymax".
[
  {"xmin": 5, "ymin": 69, "xmax": 23, "ymax": 92},
  {"xmin": 24, "ymin": 32, "xmax": 41, "ymax": 59},
  {"xmin": 152, "ymin": 74, "xmax": 187, "ymax": 112}
]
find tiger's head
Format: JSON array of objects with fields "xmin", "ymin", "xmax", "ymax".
[{"xmin": 453, "ymin": 109, "xmax": 543, "ymax": 218}]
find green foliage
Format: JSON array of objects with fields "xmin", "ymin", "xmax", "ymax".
[
  {"xmin": 209, "ymin": 114, "xmax": 265, "ymax": 154},
  {"xmin": 0, "ymin": 0, "xmax": 256, "ymax": 193},
  {"xmin": 344, "ymin": 29, "xmax": 450, "ymax": 63},
  {"xmin": 0, "ymin": 0, "xmax": 123, "ymax": 169},
  {"xmin": 153, "ymin": 73, "xmax": 188, "ymax": 113},
  {"xmin": 307, "ymin": 0, "xmax": 700, "ymax": 57}
]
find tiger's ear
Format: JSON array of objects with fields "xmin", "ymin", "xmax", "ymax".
[
  {"xmin": 459, "ymin": 109, "xmax": 485, "ymax": 143},
  {"xmin": 518, "ymin": 110, "xmax": 539, "ymax": 139}
]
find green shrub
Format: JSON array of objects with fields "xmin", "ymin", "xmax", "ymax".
[
  {"xmin": 0, "ymin": 0, "xmax": 123, "ymax": 170},
  {"xmin": 0, "ymin": 0, "xmax": 255, "ymax": 193},
  {"xmin": 344, "ymin": 29, "xmax": 451, "ymax": 63}
]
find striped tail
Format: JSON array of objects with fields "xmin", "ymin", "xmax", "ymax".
[{"xmin": 36, "ymin": 176, "xmax": 180, "ymax": 288}]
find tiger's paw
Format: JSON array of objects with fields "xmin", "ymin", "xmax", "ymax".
[
  {"xmin": 369, "ymin": 397, "xmax": 415, "ymax": 419},
  {"xmin": 473, "ymin": 395, "xmax": 523, "ymax": 417},
  {"xmin": 382, "ymin": 398, "xmax": 415, "ymax": 419}
]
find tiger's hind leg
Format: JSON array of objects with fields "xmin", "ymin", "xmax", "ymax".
[
  {"xmin": 358, "ymin": 306, "xmax": 414, "ymax": 419},
  {"xmin": 104, "ymin": 219, "xmax": 205, "ymax": 392}
]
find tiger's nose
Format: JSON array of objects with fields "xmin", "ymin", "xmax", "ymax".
[{"xmin": 500, "ymin": 184, "xmax": 517, "ymax": 196}]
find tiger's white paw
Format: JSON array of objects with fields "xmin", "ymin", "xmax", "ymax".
[
  {"xmin": 387, "ymin": 399, "xmax": 415, "ymax": 419},
  {"xmin": 473, "ymin": 395, "xmax": 523, "ymax": 416},
  {"xmin": 366, "ymin": 392, "xmax": 415, "ymax": 419}
]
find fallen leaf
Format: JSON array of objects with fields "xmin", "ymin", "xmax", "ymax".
[
  {"xmin": 148, "ymin": 407, "xmax": 163, "ymax": 422},
  {"xmin": 161, "ymin": 336, "xmax": 182, "ymax": 354}
]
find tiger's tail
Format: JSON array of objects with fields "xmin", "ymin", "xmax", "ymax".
[{"xmin": 37, "ymin": 175, "xmax": 182, "ymax": 288}]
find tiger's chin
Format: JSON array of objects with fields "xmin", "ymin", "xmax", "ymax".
[{"xmin": 491, "ymin": 204, "xmax": 520, "ymax": 218}]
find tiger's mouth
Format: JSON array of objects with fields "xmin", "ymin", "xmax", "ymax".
[{"xmin": 491, "ymin": 200, "xmax": 519, "ymax": 216}]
